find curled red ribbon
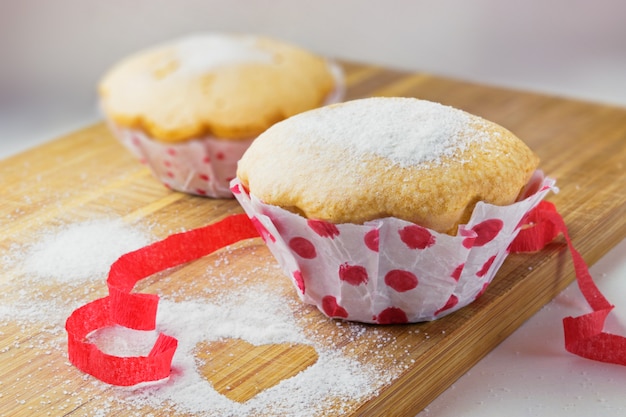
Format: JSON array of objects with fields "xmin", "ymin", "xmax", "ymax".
[
  {"xmin": 512, "ymin": 200, "xmax": 626, "ymax": 365},
  {"xmin": 66, "ymin": 203, "xmax": 625, "ymax": 386},
  {"xmin": 65, "ymin": 213, "xmax": 260, "ymax": 386}
]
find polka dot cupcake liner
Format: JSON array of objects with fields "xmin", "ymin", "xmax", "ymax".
[
  {"xmin": 110, "ymin": 125, "xmax": 252, "ymax": 198},
  {"xmin": 231, "ymin": 172, "xmax": 556, "ymax": 324},
  {"xmin": 106, "ymin": 61, "xmax": 345, "ymax": 199}
]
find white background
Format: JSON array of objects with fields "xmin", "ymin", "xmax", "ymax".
[{"xmin": 1, "ymin": 1, "xmax": 625, "ymax": 416}]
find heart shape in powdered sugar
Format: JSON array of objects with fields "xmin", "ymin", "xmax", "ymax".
[
  {"xmin": 88, "ymin": 324, "xmax": 320, "ymax": 404},
  {"xmin": 194, "ymin": 339, "xmax": 318, "ymax": 402}
]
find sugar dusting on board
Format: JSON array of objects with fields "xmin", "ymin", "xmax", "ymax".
[
  {"xmin": 90, "ymin": 288, "xmax": 381, "ymax": 416},
  {"xmin": 20, "ymin": 218, "xmax": 154, "ymax": 285},
  {"xmin": 273, "ymin": 97, "xmax": 490, "ymax": 168},
  {"xmin": 0, "ymin": 215, "xmax": 410, "ymax": 416}
]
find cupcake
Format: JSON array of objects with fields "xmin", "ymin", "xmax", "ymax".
[
  {"xmin": 232, "ymin": 97, "xmax": 555, "ymax": 324},
  {"xmin": 99, "ymin": 33, "xmax": 344, "ymax": 198}
]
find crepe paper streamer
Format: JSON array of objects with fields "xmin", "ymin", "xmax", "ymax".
[
  {"xmin": 65, "ymin": 213, "xmax": 260, "ymax": 386},
  {"xmin": 512, "ymin": 200, "xmax": 626, "ymax": 366},
  {"xmin": 66, "ymin": 200, "xmax": 623, "ymax": 387}
]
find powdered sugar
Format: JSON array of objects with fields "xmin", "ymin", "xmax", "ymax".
[
  {"xmin": 274, "ymin": 97, "xmax": 489, "ymax": 168},
  {"xmin": 91, "ymin": 288, "xmax": 379, "ymax": 416},
  {"xmin": 173, "ymin": 33, "xmax": 273, "ymax": 76},
  {"xmin": 20, "ymin": 218, "xmax": 154, "ymax": 285},
  {"xmin": 2, "ymin": 216, "xmax": 394, "ymax": 416}
]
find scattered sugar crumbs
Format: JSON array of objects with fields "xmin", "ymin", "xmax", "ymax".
[{"xmin": 0, "ymin": 216, "xmax": 423, "ymax": 416}]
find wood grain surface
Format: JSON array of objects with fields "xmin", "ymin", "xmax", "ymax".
[{"xmin": 0, "ymin": 61, "xmax": 625, "ymax": 417}]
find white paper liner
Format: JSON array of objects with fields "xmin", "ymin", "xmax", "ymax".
[
  {"xmin": 231, "ymin": 173, "xmax": 556, "ymax": 323},
  {"xmin": 106, "ymin": 60, "xmax": 345, "ymax": 198}
]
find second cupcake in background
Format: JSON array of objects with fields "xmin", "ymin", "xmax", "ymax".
[{"xmin": 99, "ymin": 32, "xmax": 344, "ymax": 198}]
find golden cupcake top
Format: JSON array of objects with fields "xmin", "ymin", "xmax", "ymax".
[
  {"xmin": 237, "ymin": 97, "xmax": 540, "ymax": 234},
  {"xmin": 99, "ymin": 33, "xmax": 338, "ymax": 142}
]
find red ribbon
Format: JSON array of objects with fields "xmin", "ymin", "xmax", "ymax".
[
  {"xmin": 512, "ymin": 200, "xmax": 626, "ymax": 365},
  {"xmin": 66, "ymin": 202, "xmax": 624, "ymax": 386},
  {"xmin": 65, "ymin": 213, "xmax": 260, "ymax": 386}
]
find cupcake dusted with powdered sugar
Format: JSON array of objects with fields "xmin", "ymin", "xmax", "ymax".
[
  {"xmin": 99, "ymin": 32, "xmax": 344, "ymax": 198},
  {"xmin": 232, "ymin": 97, "xmax": 554, "ymax": 324},
  {"xmin": 237, "ymin": 97, "xmax": 539, "ymax": 234}
]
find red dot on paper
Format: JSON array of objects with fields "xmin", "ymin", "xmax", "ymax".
[
  {"xmin": 195, "ymin": 189, "xmax": 207, "ymax": 195},
  {"xmin": 471, "ymin": 219, "xmax": 504, "ymax": 247},
  {"xmin": 321, "ymin": 296, "xmax": 349, "ymax": 318},
  {"xmin": 166, "ymin": 171, "xmax": 175, "ymax": 178},
  {"xmin": 198, "ymin": 174, "xmax": 210, "ymax": 181},
  {"xmin": 203, "ymin": 156, "xmax": 211, "ymax": 163},
  {"xmin": 338, "ymin": 263, "xmax": 369, "ymax": 286},
  {"xmin": 167, "ymin": 148, "xmax": 177, "ymax": 156},
  {"xmin": 461, "ymin": 228, "xmax": 476, "ymax": 248},
  {"xmin": 384, "ymin": 269, "xmax": 418, "ymax": 292},
  {"xmin": 475, "ymin": 281, "xmax": 490, "ymax": 299},
  {"xmin": 230, "ymin": 184, "xmax": 242, "ymax": 194},
  {"xmin": 477, "ymin": 255, "xmax": 497, "ymax": 277},
  {"xmin": 293, "ymin": 270, "xmax": 305, "ymax": 294},
  {"xmin": 289, "ymin": 237, "xmax": 317, "ymax": 259},
  {"xmin": 399, "ymin": 225, "xmax": 436, "ymax": 249},
  {"xmin": 307, "ymin": 219, "xmax": 340, "ymax": 238},
  {"xmin": 451, "ymin": 263, "xmax": 464, "ymax": 281},
  {"xmin": 376, "ymin": 307, "xmax": 408, "ymax": 324},
  {"xmin": 216, "ymin": 152, "xmax": 225, "ymax": 160},
  {"xmin": 164, "ymin": 160, "xmax": 172, "ymax": 168},
  {"xmin": 364, "ymin": 229, "xmax": 380, "ymax": 252},
  {"xmin": 435, "ymin": 294, "xmax": 459, "ymax": 316},
  {"xmin": 250, "ymin": 216, "xmax": 276, "ymax": 243}
]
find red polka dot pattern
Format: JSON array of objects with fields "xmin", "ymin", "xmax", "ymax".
[
  {"xmin": 250, "ymin": 216, "xmax": 276, "ymax": 243},
  {"xmin": 289, "ymin": 237, "xmax": 317, "ymax": 259},
  {"xmin": 230, "ymin": 183, "xmax": 242, "ymax": 195},
  {"xmin": 435, "ymin": 294, "xmax": 459, "ymax": 316},
  {"xmin": 384, "ymin": 269, "xmax": 418, "ymax": 292},
  {"xmin": 475, "ymin": 282, "xmax": 490, "ymax": 300},
  {"xmin": 477, "ymin": 255, "xmax": 497, "ymax": 277},
  {"xmin": 322, "ymin": 296, "xmax": 349, "ymax": 319},
  {"xmin": 399, "ymin": 225, "xmax": 436, "ymax": 249},
  {"xmin": 307, "ymin": 219, "xmax": 340, "ymax": 238},
  {"xmin": 451, "ymin": 264, "xmax": 464, "ymax": 281},
  {"xmin": 338, "ymin": 263, "xmax": 369, "ymax": 286},
  {"xmin": 112, "ymin": 124, "xmax": 254, "ymax": 198},
  {"xmin": 470, "ymin": 219, "xmax": 504, "ymax": 247},
  {"xmin": 364, "ymin": 229, "xmax": 379, "ymax": 252},
  {"xmin": 293, "ymin": 270, "xmax": 305, "ymax": 294},
  {"xmin": 230, "ymin": 174, "xmax": 557, "ymax": 324},
  {"xmin": 377, "ymin": 307, "xmax": 408, "ymax": 324}
]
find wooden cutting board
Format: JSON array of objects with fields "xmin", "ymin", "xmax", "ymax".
[{"xmin": 0, "ymin": 61, "xmax": 625, "ymax": 417}]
